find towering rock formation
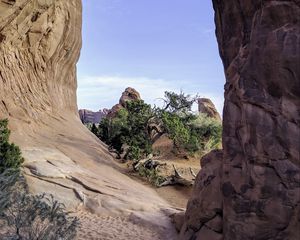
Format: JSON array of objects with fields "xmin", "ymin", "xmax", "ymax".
[
  {"xmin": 107, "ymin": 87, "xmax": 141, "ymax": 118},
  {"xmin": 181, "ymin": 1, "xmax": 300, "ymax": 239},
  {"xmin": 0, "ymin": 3, "xmax": 177, "ymax": 237},
  {"xmin": 198, "ymin": 98, "xmax": 221, "ymax": 121},
  {"xmin": 78, "ymin": 87, "xmax": 140, "ymax": 124}
]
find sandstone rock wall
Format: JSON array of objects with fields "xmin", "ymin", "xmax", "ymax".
[
  {"xmin": 181, "ymin": 1, "xmax": 300, "ymax": 239},
  {"xmin": 0, "ymin": 1, "xmax": 175, "ymax": 225},
  {"xmin": 0, "ymin": 0, "xmax": 81, "ymax": 121}
]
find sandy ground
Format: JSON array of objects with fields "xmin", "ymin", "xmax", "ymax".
[
  {"xmin": 6, "ymin": 114, "xmax": 201, "ymax": 240},
  {"xmin": 155, "ymin": 185, "xmax": 193, "ymax": 209},
  {"xmin": 75, "ymin": 157, "xmax": 200, "ymax": 240},
  {"xmin": 76, "ymin": 211, "xmax": 173, "ymax": 240},
  {"xmin": 77, "ymin": 213, "xmax": 160, "ymax": 240},
  {"xmin": 127, "ymin": 157, "xmax": 201, "ymax": 209}
]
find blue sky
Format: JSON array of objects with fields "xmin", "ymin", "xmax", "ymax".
[{"xmin": 77, "ymin": 0, "xmax": 225, "ymax": 114}]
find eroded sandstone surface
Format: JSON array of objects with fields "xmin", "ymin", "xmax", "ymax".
[
  {"xmin": 198, "ymin": 98, "xmax": 221, "ymax": 121},
  {"xmin": 107, "ymin": 87, "xmax": 141, "ymax": 118},
  {"xmin": 181, "ymin": 1, "xmax": 300, "ymax": 239},
  {"xmin": 0, "ymin": 2, "xmax": 178, "ymax": 238}
]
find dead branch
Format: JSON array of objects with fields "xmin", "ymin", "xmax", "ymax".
[
  {"xmin": 158, "ymin": 165, "xmax": 194, "ymax": 187},
  {"xmin": 189, "ymin": 167, "xmax": 197, "ymax": 179},
  {"xmin": 133, "ymin": 159, "xmax": 166, "ymax": 172}
]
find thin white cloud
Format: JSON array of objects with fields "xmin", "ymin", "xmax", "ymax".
[
  {"xmin": 77, "ymin": 75, "xmax": 177, "ymax": 110},
  {"xmin": 77, "ymin": 75, "xmax": 224, "ymax": 115},
  {"xmin": 202, "ymin": 28, "xmax": 214, "ymax": 34}
]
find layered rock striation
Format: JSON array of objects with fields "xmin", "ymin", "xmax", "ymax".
[
  {"xmin": 0, "ymin": 0, "xmax": 81, "ymax": 121},
  {"xmin": 181, "ymin": 1, "xmax": 300, "ymax": 239},
  {"xmin": 0, "ymin": 3, "xmax": 177, "ymax": 236}
]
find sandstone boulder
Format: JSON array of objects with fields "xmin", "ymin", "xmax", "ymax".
[
  {"xmin": 119, "ymin": 87, "xmax": 141, "ymax": 106},
  {"xmin": 107, "ymin": 87, "xmax": 141, "ymax": 118},
  {"xmin": 198, "ymin": 98, "xmax": 221, "ymax": 121}
]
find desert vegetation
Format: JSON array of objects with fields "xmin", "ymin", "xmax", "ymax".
[
  {"xmin": 92, "ymin": 91, "xmax": 222, "ymax": 161},
  {"xmin": 0, "ymin": 119, "xmax": 79, "ymax": 240},
  {"xmin": 0, "ymin": 119, "xmax": 24, "ymax": 174},
  {"xmin": 88, "ymin": 91, "xmax": 222, "ymax": 187}
]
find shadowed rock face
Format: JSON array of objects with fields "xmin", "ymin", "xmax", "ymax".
[
  {"xmin": 181, "ymin": 1, "xmax": 300, "ymax": 239},
  {"xmin": 180, "ymin": 150, "xmax": 223, "ymax": 240}
]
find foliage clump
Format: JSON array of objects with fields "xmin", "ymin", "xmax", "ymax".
[
  {"xmin": 0, "ymin": 119, "xmax": 79, "ymax": 240},
  {"xmin": 157, "ymin": 91, "xmax": 222, "ymax": 154},
  {"xmin": 0, "ymin": 119, "xmax": 24, "ymax": 173},
  {"xmin": 189, "ymin": 113, "xmax": 222, "ymax": 153},
  {"xmin": 98, "ymin": 100, "xmax": 153, "ymax": 160},
  {"xmin": 0, "ymin": 171, "xmax": 78, "ymax": 240},
  {"xmin": 94, "ymin": 91, "xmax": 222, "ymax": 160},
  {"xmin": 137, "ymin": 165, "xmax": 166, "ymax": 187}
]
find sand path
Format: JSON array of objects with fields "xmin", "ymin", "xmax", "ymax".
[{"xmin": 76, "ymin": 209, "xmax": 178, "ymax": 240}]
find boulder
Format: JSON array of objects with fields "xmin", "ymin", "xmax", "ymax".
[
  {"xmin": 119, "ymin": 87, "xmax": 141, "ymax": 106},
  {"xmin": 107, "ymin": 87, "xmax": 141, "ymax": 118},
  {"xmin": 180, "ymin": 150, "xmax": 223, "ymax": 239},
  {"xmin": 198, "ymin": 98, "xmax": 221, "ymax": 121}
]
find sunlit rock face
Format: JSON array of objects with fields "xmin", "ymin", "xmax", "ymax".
[
  {"xmin": 198, "ymin": 98, "xmax": 221, "ymax": 121},
  {"xmin": 0, "ymin": 0, "xmax": 81, "ymax": 122},
  {"xmin": 0, "ymin": 1, "xmax": 173, "ymax": 221},
  {"xmin": 107, "ymin": 87, "xmax": 142, "ymax": 118},
  {"xmin": 181, "ymin": 1, "xmax": 300, "ymax": 239}
]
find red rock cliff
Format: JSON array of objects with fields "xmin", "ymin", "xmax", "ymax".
[{"xmin": 181, "ymin": 1, "xmax": 300, "ymax": 239}]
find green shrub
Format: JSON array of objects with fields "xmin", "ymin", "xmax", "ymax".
[
  {"xmin": 90, "ymin": 123, "xmax": 99, "ymax": 136},
  {"xmin": 0, "ymin": 169, "xmax": 20, "ymax": 213},
  {"xmin": 126, "ymin": 145, "xmax": 141, "ymax": 161},
  {"xmin": 98, "ymin": 100, "xmax": 153, "ymax": 160},
  {"xmin": 184, "ymin": 134, "xmax": 201, "ymax": 153},
  {"xmin": 161, "ymin": 111, "xmax": 190, "ymax": 149},
  {"xmin": 0, "ymin": 119, "xmax": 24, "ymax": 174},
  {"xmin": 0, "ymin": 119, "xmax": 79, "ymax": 240},
  {"xmin": 96, "ymin": 91, "xmax": 222, "ymax": 159},
  {"xmin": 138, "ymin": 167, "xmax": 166, "ymax": 187},
  {"xmin": 158, "ymin": 92, "xmax": 222, "ymax": 155},
  {"xmin": 162, "ymin": 91, "xmax": 198, "ymax": 114},
  {"xmin": 0, "ymin": 171, "xmax": 78, "ymax": 240},
  {"xmin": 189, "ymin": 113, "xmax": 222, "ymax": 153}
]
